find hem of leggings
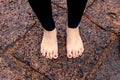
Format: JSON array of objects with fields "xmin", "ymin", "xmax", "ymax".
[{"xmin": 43, "ymin": 27, "xmax": 56, "ymax": 31}]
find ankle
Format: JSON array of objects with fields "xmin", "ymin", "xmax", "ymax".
[
  {"xmin": 43, "ymin": 28, "xmax": 57, "ymax": 37},
  {"xmin": 66, "ymin": 27, "xmax": 79, "ymax": 36}
]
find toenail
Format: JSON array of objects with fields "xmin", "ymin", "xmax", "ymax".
[
  {"xmin": 54, "ymin": 55, "xmax": 58, "ymax": 58},
  {"xmin": 69, "ymin": 55, "xmax": 72, "ymax": 58},
  {"xmin": 73, "ymin": 56, "xmax": 76, "ymax": 58},
  {"xmin": 76, "ymin": 54, "xmax": 79, "ymax": 57},
  {"xmin": 79, "ymin": 53, "xmax": 82, "ymax": 56},
  {"xmin": 80, "ymin": 53, "xmax": 83, "ymax": 56}
]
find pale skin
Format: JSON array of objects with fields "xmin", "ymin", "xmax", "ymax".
[{"xmin": 40, "ymin": 26, "xmax": 84, "ymax": 59}]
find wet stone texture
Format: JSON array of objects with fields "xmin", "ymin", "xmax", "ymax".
[{"xmin": 0, "ymin": 0, "xmax": 120, "ymax": 80}]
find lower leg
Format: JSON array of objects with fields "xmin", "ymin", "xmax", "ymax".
[
  {"xmin": 28, "ymin": 0, "xmax": 55, "ymax": 31},
  {"xmin": 67, "ymin": 0, "xmax": 88, "ymax": 28},
  {"xmin": 28, "ymin": 0, "xmax": 58, "ymax": 59},
  {"xmin": 66, "ymin": 0, "xmax": 87, "ymax": 58}
]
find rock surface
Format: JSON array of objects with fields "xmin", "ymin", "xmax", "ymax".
[{"xmin": 0, "ymin": 0, "xmax": 120, "ymax": 80}]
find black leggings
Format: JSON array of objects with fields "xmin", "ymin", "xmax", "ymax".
[{"xmin": 28, "ymin": 0, "xmax": 88, "ymax": 31}]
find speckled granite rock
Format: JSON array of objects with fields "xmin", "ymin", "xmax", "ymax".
[
  {"xmin": 85, "ymin": 0, "xmax": 120, "ymax": 35},
  {"xmin": 0, "ymin": 0, "xmax": 36, "ymax": 50},
  {"xmin": 93, "ymin": 40, "xmax": 120, "ymax": 80},
  {"xmin": 0, "ymin": 54, "xmax": 49, "ymax": 80},
  {"xmin": 0, "ymin": 0, "xmax": 120, "ymax": 80},
  {"xmin": 12, "ymin": 14, "xmax": 113, "ymax": 80}
]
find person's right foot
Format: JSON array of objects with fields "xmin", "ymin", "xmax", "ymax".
[{"xmin": 40, "ymin": 28, "xmax": 58, "ymax": 59}]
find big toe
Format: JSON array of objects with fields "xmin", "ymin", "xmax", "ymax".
[
  {"xmin": 67, "ymin": 50, "xmax": 73, "ymax": 58},
  {"xmin": 53, "ymin": 51, "xmax": 58, "ymax": 59}
]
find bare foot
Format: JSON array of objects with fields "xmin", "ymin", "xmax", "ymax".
[
  {"xmin": 66, "ymin": 27, "xmax": 84, "ymax": 58},
  {"xmin": 40, "ymin": 28, "xmax": 58, "ymax": 59}
]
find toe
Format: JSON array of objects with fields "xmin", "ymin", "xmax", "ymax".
[
  {"xmin": 40, "ymin": 48, "xmax": 43, "ymax": 53},
  {"xmin": 41, "ymin": 49, "xmax": 46, "ymax": 57},
  {"xmin": 67, "ymin": 50, "xmax": 73, "ymax": 58},
  {"xmin": 53, "ymin": 51, "xmax": 58, "ymax": 59},
  {"xmin": 42, "ymin": 51, "xmax": 46, "ymax": 57},
  {"xmin": 76, "ymin": 50, "xmax": 79, "ymax": 57},
  {"xmin": 81, "ymin": 48, "xmax": 84, "ymax": 53},
  {"xmin": 49, "ymin": 51, "xmax": 53, "ymax": 59},
  {"xmin": 72, "ymin": 51, "xmax": 76, "ymax": 58},
  {"xmin": 46, "ymin": 51, "xmax": 50, "ymax": 58},
  {"xmin": 79, "ymin": 49, "xmax": 83, "ymax": 56}
]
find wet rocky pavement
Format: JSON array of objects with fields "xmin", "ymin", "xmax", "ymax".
[{"xmin": 0, "ymin": 0, "xmax": 120, "ymax": 80}]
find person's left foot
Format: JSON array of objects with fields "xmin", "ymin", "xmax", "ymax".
[{"xmin": 66, "ymin": 27, "xmax": 84, "ymax": 58}]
